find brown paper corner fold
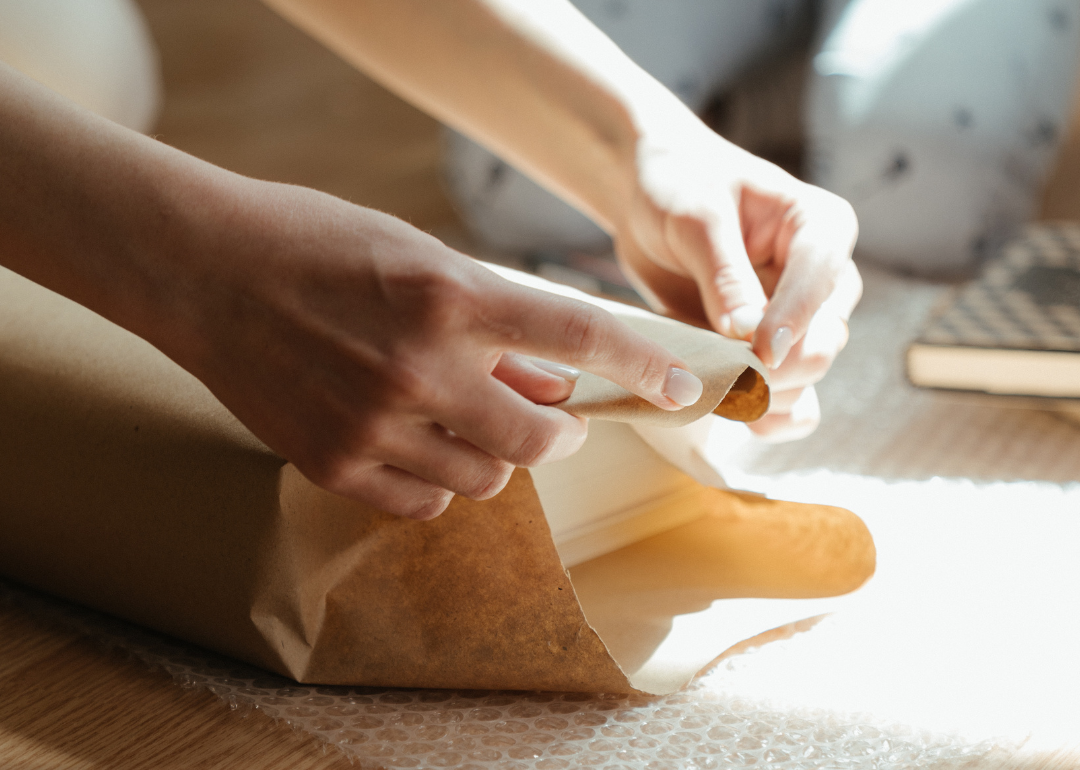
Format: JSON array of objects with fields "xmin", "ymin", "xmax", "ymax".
[
  {"xmin": 557, "ymin": 312, "xmax": 770, "ymax": 426},
  {"xmin": 481, "ymin": 261, "xmax": 771, "ymax": 426},
  {"xmin": 0, "ymin": 265, "xmax": 874, "ymax": 696}
]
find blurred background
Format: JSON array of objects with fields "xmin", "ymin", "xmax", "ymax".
[{"xmin": 6, "ymin": 0, "xmax": 1080, "ymax": 292}]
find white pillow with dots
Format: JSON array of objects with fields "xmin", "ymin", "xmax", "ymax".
[{"xmin": 807, "ymin": 0, "xmax": 1080, "ymax": 274}]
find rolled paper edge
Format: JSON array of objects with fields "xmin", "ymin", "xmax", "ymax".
[{"xmin": 713, "ymin": 367, "xmax": 770, "ymax": 422}]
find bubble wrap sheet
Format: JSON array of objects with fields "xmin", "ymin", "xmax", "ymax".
[{"xmin": 7, "ymin": 263, "xmax": 1080, "ymax": 768}]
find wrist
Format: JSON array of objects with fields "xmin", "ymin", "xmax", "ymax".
[
  {"xmin": 602, "ymin": 103, "xmax": 719, "ymax": 237},
  {"xmin": 0, "ymin": 66, "xmax": 232, "ymax": 357},
  {"xmin": 52, "ymin": 133, "xmax": 260, "ymax": 373},
  {"xmin": 116, "ymin": 162, "xmax": 272, "ymax": 371}
]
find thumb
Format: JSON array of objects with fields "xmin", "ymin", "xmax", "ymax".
[{"xmin": 667, "ymin": 205, "xmax": 767, "ymax": 341}]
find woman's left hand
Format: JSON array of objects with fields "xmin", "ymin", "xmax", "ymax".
[{"xmin": 613, "ymin": 126, "xmax": 862, "ymax": 441}]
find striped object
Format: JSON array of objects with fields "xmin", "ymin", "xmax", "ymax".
[{"xmin": 907, "ymin": 223, "xmax": 1080, "ymax": 397}]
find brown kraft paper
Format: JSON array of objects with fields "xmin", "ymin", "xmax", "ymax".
[{"xmin": 0, "ymin": 264, "xmax": 875, "ymax": 695}]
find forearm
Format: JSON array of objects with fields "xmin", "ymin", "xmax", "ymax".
[
  {"xmin": 262, "ymin": 0, "xmax": 860, "ymax": 446},
  {"xmin": 0, "ymin": 59, "xmax": 712, "ymax": 513},
  {"xmin": 0, "ymin": 62, "xmax": 232, "ymax": 345},
  {"xmin": 262, "ymin": 0, "xmax": 704, "ymax": 233}
]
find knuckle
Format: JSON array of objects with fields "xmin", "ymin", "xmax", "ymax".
[
  {"xmin": 814, "ymin": 188, "xmax": 859, "ymax": 243},
  {"xmin": 380, "ymin": 354, "xmax": 435, "ymax": 404},
  {"xmin": 461, "ymin": 460, "xmax": 514, "ymax": 500},
  {"xmin": 301, "ymin": 446, "xmax": 362, "ymax": 497},
  {"xmin": 301, "ymin": 415, "xmax": 392, "ymax": 493},
  {"xmin": 670, "ymin": 210, "xmax": 712, "ymax": 244},
  {"xmin": 799, "ymin": 350, "xmax": 832, "ymax": 384},
  {"xmin": 638, "ymin": 352, "xmax": 674, "ymax": 397},
  {"xmin": 404, "ymin": 489, "xmax": 455, "ymax": 521},
  {"xmin": 346, "ymin": 412, "xmax": 393, "ymax": 453},
  {"xmin": 425, "ymin": 273, "xmax": 473, "ymax": 321},
  {"xmin": 384, "ymin": 263, "xmax": 469, "ymax": 308},
  {"xmin": 560, "ymin": 305, "xmax": 607, "ymax": 365},
  {"xmin": 381, "ymin": 265, "xmax": 480, "ymax": 341},
  {"xmin": 710, "ymin": 260, "xmax": 757, "ymax": 306},
  {"xmin": 507, "ymin": 417, "xmax": 562, "ymax": 467}
]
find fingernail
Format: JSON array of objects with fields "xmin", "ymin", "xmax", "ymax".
[
  {"xmin": 770, "ymin": 326, "xmax": 794, "ymax": 369},
  {"xmin": 662, "ymin": 366, "xmax": 703, "ymax": 407},
  {"xmin": 718, "ymin": 306, "xmax": 764, "ymax": 340},
  {"xmin": 530, "ymin": 359, "xmax": 581, "ymax": 382}
]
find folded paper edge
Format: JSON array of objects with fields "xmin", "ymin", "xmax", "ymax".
[{"xmin": 480, "ymin": 261, "xmax": 771, "ymax": 426}]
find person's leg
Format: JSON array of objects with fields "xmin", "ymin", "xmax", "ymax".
[
  {"xmin": 807, "ymin": 0, "xmax": 1080, "ymax": 274},
  {"xmin": 443, "ymin": 0, "xmax": 810, "ymax": 255},
  {"xmin": 0, "ymin": 0, "xmax": 160, "ymax": 133}
]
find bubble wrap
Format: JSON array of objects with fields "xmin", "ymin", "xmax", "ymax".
[
  {"xmin": 0, "ymin": 584, "xmax": 1012, "ymax": 769},
  {"xmin": 7, "ymin": 262, "xmax": 1080, "ymax": 767}
]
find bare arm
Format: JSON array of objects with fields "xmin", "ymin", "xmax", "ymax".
[
  {"xmin": 264, "ymin": 0, "xmax": 666, "ymax": 232},
  {"xmin": 267, "ymin": 0, "xmax": 863, "ymax": 440},
  {"xmin": 0, "ymin": 61, "xmax": 702, "ymax": 517}
]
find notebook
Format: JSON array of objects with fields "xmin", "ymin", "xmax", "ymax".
[{"xmin": 906, "ymin": 223, "xmax": 1080, "ymax": 400}]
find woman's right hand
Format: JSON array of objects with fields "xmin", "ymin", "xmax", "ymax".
[
  {"xmin": 1, "ymin": 60, "xmax": 698, "ymax": 521},
  {"xmin": 145, "ymin": 178, "xmax": 702, "ymax": 519}
]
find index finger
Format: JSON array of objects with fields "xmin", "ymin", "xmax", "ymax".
[{"xmin": 483, "ymin": 280, "xmax": 705, "ymax": 411}]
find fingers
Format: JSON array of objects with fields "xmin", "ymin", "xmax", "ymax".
[
  {"xmin": 668, "ymin": 204, "xmax": 769, "ymax": 340},
  {"xmin": 491, "ymin": 352, "xmax": 579, "ymax": 405},
  {"xmin": 753, "ymin": 191, "xmax": 860, "ymax": 369},
  {"xmin": 615, "ymin": 234, "xmax": 709, "ymax": 327},
  {"xmin": 300, "ymin": 403, "xmax": 561, "ymax": 517},
  {"xmin": 748, "ymin": 385, "xmax": 821, "ymax": 443},
  {"xmin": 767, "ymin": 310, "xmax": 851, "ymax": 392},
  {"xmin": 434, "ymin": 374, "xmax": 591, "ymax": 468},
  {"xmin": 483, "ymin": 282, "xmax": 704, "ymax": 411},
  {"xmin": 314, "ymin": 461, "xmax": 457, "ymax": 521},
  {"xmin": 296, "ymin": 384, "xmax": 581, "ymax": 518},
  {"xmin": 378, "ymin": 421, "xmax": 516, "ymax": 502},
  {"xmin": 765, "ymin": 386, "xmax": 805, "ymax": 413}
]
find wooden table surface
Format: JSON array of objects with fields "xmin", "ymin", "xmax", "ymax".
[
  {"xmin": 0, "ymin": 600, "xmax": 353, "ymax": 770},
  {"xmin": 5, "ymin": 1, "xmax": 1080, "ymax": 768}
]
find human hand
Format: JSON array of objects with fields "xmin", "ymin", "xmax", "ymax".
[
  {"xmin": 613, "ymin": 126, "xmax": 861, "ymax": 441},
  {"xmin": 148, "ymin": 179, "xmax": 703, "ymax": 519},
  {"xmin": 0, "ymin": 54, "xmax": 706, "ymax": 519}
]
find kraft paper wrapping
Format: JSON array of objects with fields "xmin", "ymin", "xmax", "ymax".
[
  {"xmin": 0, "ymin": 264, "xmax": 874, "ymax": 695},
  {"xmin": 482, "ymin": 262, "xmax": 770, "ymax": 426}
]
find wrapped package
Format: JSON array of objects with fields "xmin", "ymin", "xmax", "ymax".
[{"xmin": 0, "ymin": 264, "xmax": 874, "ymax": 695}]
